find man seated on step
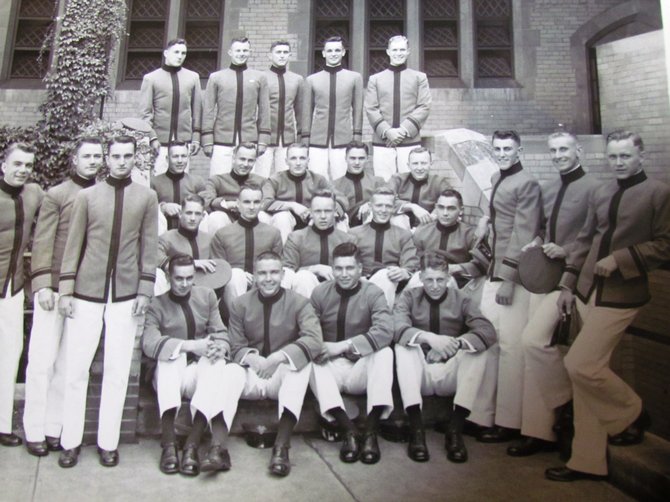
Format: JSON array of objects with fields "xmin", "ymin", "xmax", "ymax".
[
  {"xmin": 388, "ymin": 147, "xmax": 451, "ymax": 230},
  {"xmin": 151, "ymin": 141, "xmax": 206, "ymax": 235},
  {"xmin": 201, "ymin": 142, "xmax": 266, "ymax": 235},
  {"xmin": 155, "ymin": 194, "xmax": 216, "ymax": 295},
  {"xmin": 209, "ymin": 182, "xmax": 283, "ymax": 313},
  {"xmin": 349, "ymin": 186, "xmax": 419, "ymax": 308},
  {"xmin": 310, "ymin": 242, "xmax": 394, "ymax": 465},
  {"xmin": 332, "ymin": 141, "xmax": 387, "ymax": 228},
  {"xmin": 282, "ymin": 189, "xmax": 355, "ymax": 298},
  {"xmin": 142, "ymin": 254, "xmax": 245, "ymax": 477},
  {"xmin": 227, "ymin": 251, "xmax": 323, "ymax": 477},
  {"xmin": 261, "ymin": 142, "xmax": 348, "ymax": 243},
  {"xmin": 394, "ymin": 251, "xmax": 497, "ymax": 464},
  {"xmin": 409, "ymin": 188, "xmax": 488, "ymax": 289}
]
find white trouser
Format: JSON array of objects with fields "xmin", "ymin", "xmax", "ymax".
[
  {"xmin": 23, "ymin": 292, "xmax": 67, "ymax": 441},
  {"xmin": 60, "ymin": 297, "xmax": 139, "ymax": 450},
  {"xmin": 520, "ymin": 291, "xmax": 572, "ymax": 441},
  {"xmin": 372, "ymin": 145, "xmax": 414, "ymax": 182},
  {"xmin": 269, "ymin": 212, "xmax": 296, "ymax": 244},
  {"xmin": 368, "ymin": 269, "xmax": 401, "ymax": 309},
  {"xmin": 479, "ymin": 279, "xmax": 531, "ymax": 429},
  {"xmin": 254, "ymin": 144, "xmax": 287, "ymax": 178},
  {"xmin": 154, "ymin": 355, "xmax": 245, "ymax": 429},
  {"xmin": 310, "ymin": 347, "xmax": 394, "ymax": 421},
  {"xmin": 210, "ymin": 145, "xmax": 236, "ymax": 176},
  {"xmin": 239, "ymin": 363, "xmax": 312, "ymax": 420},
  {"xmin": 395, "ymin": 344, "xmax": 497, "ymax": 427},
  {"xmin": 153, "ymin": 147, "xmax": 169, "ymax": 176},
  {"xmin": 0, "ymin": 286, "xmax": 24, "ymax": 434},
  {"xmin": 283, "ymin": 269, "xmax": 321, "ymax": 299},
  {"xmin": 309, "ymin": 146, "xmax": 347, "ymax": 180}
]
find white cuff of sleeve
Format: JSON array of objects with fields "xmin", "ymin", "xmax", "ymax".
[
  {"xmin": 459, "ymin": 338, "xmax": 476, "ymax": 353},
  {"xmin": 280, "ymin": 350, "xmax": 297, "ymax": 371},
  {"xmin": 169, "ymin": 342, "xmax": 184, "ymax": 360},
  {"xmin": 240, "ymin": 348, "xmax": 259, "ymax": 366}
]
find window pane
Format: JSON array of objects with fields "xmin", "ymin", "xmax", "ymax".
[
  {"xmin": 421, "ymin": 0, "xmax": 459, "ymax": 79},
  {"xmin": 184, "ymin": 0, "xmax": 222, "ymax": 78},
  {"xmin": 124, "ymin": 0, "xmax": 167, "ymax": 80},
  {"xmin": 312, "ymin": 0, "xmax": 351, "ymax": 73},
  {"xmin": 10, "ymin": 0, "xmax": 56, "ymax": 79},
  {"xmin": 475, "ymin": 0, "xmax": 513, "ymax": 79}
]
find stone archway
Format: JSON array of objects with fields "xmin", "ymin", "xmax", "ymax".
[{"xmin": 570, "ymin": 0, "xmax": 661, "ymax": 133}]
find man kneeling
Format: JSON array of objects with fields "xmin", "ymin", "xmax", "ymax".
[
  {"xmin": 228, "ymin": 251, "xmax": 323, "ymax": 476},
  {"xmin": 310, "ymin": 242, "xmax": 394, "ymax": 464},
  {"xmin": 394, "ymin": 251, "xmax": 497, "ymax": 463},
  {"xmin": 142, "ymin": 254, "xmax": 245, "ymax": 476}
]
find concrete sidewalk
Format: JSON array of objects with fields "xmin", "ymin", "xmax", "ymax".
[{"xmin": 0, "ymin": 431, "xmax": 633, "ymax": 502}]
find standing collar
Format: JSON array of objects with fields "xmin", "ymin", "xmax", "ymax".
[
  {"xmin": 324, "ymin": 64, "xmax": 342, "ymax": 74},
  {"xmin": 162, "ymin": 64, "xmax": 182, "ymax": 74},
  {"xmin": 436, "ymin": 221, "xmax": 458, "ymax": 234},
  {"xmin": 71, "ymin": 173, "xmax": 96, "ymax": 188},
  {"xmin": 409, "ymin": 174, "xmax": 428, "ymax": 186},
  {"xmin": 617, "ymin": 170, "xmax": 647, "ymax": 189},
  {"xmin": 230, "ymin": 169, "xmax": 249, "ymax": 185},
  {"xmin": 270, "ymin": 65, "xmax": 287, "ymax": 74},
  {"xmin": 0, "ymin": 178, "xmax": 23, "ymax": 197},
  {"xmin": 165, "ymin": 170, "xmax": 185, "ymax": 181},
  {"xmin": 345, "ymin": 170, "xmax": 365, "ymax": 181},
  {"xmin": 311, "ymin": 225, "xmax": 335, "ymax": 236},
  {"xmin": 230, "ymin": 63, "xmax": 248, "ymax": 72},
  {"xmin": 168, "ymin": 290, "xmax": 191, "ymax": 304},
  {"xmin": 287, "ymin": 170, "xmax": 307, "ymax": 182},
  {"xmin": 389, "ymin": 63, "xmax": 407, "ymax": 72},
  {"xmin": 560, "ymin": 165, "xmax": 585, "ymax": 184},
  {"xmin": 178, "ymin": 226, "xmax": 198, "ymax": 239},
  {"xmin": 258, "ymin": 287, "xmax": 284, "ymax": 305},
  {"xmin": 370, "ymin": 220, "xmax": 391, "ymax": 232},
  {"xmin": 105, "ymin": 175, "xmax": 132, "ymax": 188},
  {"xmin": 238, "ymin": 216, "xmax": 259, "ymax": 228},
  {"xmin": 336, "ymin": 281, "xmax": 362, "ymax": 297},
  {"xmin": 424, "ymin": 289, "xmax": 449, "ymax": 305},
  {"xmin": 500, "ymin": 161, "xmax": 523, "ymax": 178}
]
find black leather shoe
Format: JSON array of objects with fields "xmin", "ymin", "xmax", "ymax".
[
  {"xmin": 477, "ymin": 425, "xmax": 520, "ymax": 443},
  {"xmin": 159, "ymin": 442, "xmax": 179, "ymax": 474},
  {"xmin": 545, "ymin": 466, "xmax": 607, "ymax": 482},
  {"xmin": 180, "ymin": 445, "xmax": 200, "ymax": 476},
  {"xmin": 98, "ymin": 448, "xmax": 119, "ymax": 467},
  {"xmin": 339, "ymin": 432, "xmax": 360, "ymax": 463},
  {"xmin": 200, "ymin": 444, "xmax": 231, "ymax": 473},
  {"xmin": 360, "ymin": 432, "xmax": 380, "ymax": 464},
  {"xmin": 507, "ymin": 437, "xmax": 557, "ymax": 457},
  {"xmin": 445, "ymin": 429, "xmax": 468, "ymax": 463},
  {"xmin": 269, "ymin": 445, "xmax": 291, "ymax": 477},
  {"xmin": 26, "ymin": 440, "xmax": 48, "ymax": 457},
  {"xmin": 45, "ymin": 436, "xmax": 63, "ymax": 452},
  {"xmin": 608, "ymin": 410, "xmax": 651, "ymax": 447},
  {"xmin": 0, "ymin": 432, "xmax": 22, "ymax": 447},
  {"xmin": 58, "ymin": 447, "xmax": 80, "ymax": 468},
  {"xmin": 407, "ymin": 429, "xmax": 430, "ymax": 462}
]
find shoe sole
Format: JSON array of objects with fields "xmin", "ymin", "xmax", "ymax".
[
  {"xmin": 200, "ymin": 462, "xmax": 231, "ymax": 473},
  {"xmin": 27, "ymin": 449, "xmax": 49, "ymax": 457},
  {"xmin": 360, "ymin": 455, "xmax": 380, "ymax": 465},
  {"xmin": 58, "ymin": 460, "xmax": 77, "ymax": 468}
]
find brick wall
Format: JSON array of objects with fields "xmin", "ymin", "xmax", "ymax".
[{"xmin": 596, "ymin": 30, "xmax": 670, "ymax": 183}]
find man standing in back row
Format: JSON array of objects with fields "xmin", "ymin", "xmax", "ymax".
[
  {"xmin": 365, "ymin": 35, "xmax": 431, "ymax": 181},
  {"xmin": 303, "ymin": 36, "xmax": 363, "ymax": 180},
  {"xmin": 57, "ymin": 136, "xmax": 158, "ymax": 469}
]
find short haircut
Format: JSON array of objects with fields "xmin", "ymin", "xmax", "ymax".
[
  {"xmin": 387, "ymin": 35, "xmax": 409, "ymax": 48},
  {"xmin": 371, "ymin": 186, "xmax": 396, "ymax": 200},
  {"xmin": 231, "ymin": 36, "xmax": 250, "ymax": 46},
  {"xmin": 437, "ymin": 188, "xmax": 463, "ymax": 207},
  {"xmin": 345, "ymin": 141, "xmax": 369, "ymax": 156},
  {"xmin": 254, "ymin": 250, "xmax": 282, "ymax": 268},
  {"xmin": 547, "ymin": 130, "xmax": 579, "ymax": 144},
  {"xmin": 168, "ymin": 253, "xmax": 195, "ymax": 275},
  {"xmin": 3, "ymin": 142, "xmax": 36, "ymax": 162},
  {"xmin": 233, "ymin": 142, "xmax": 257, "ymax": 156},
  {"xmin": 182, "ymin": 193, "xmax": 205, "ymax": 208},
  {"xmin": 286, "ymin": 142, "xmax": 309, "ymax": 156},
  {"xmin": 333, "ymin": 241, "xmax": 361, "ymax": 263},
  {"xmin": 270, "ymin": 40, "xmax": 291, "ymax": 51},
  {"xmin": 238, "ymin": 181, "xmax": 263, "ymax": 196},
  {"xmin": 108, "ymin": 135, "xmax": 136, "ymax": 152},
  {"xmin": 492, "ymin": 130, "xmax": 521, "ymax": 145},
  {"xmin": 73, "ymin": 136, "xmax": 103, "ymax": 156},
  {"xmin": 168, "ymin": 141, "xmax": 189, "ymax": 153},
  {"xmin": 310, "ymin": 188, "xmax": 336, "ymax": 206},
  {"xmin": 408, "ymin": 146, "xmax": 432, "ymax": 162},
  {"xmin": 166, "ymin": 38, "xmax": 187, "ymax": 49},
  {"xmin": 420, "ymin": 251, "xmax": 449, "ymax": 272},
  {"xmin": 606, "ymin": 130, "xmax": 644, "ymax": 151},
  {"xmin": 323, "ymin": 36, "xmax": 345, "ymax": 49}
]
